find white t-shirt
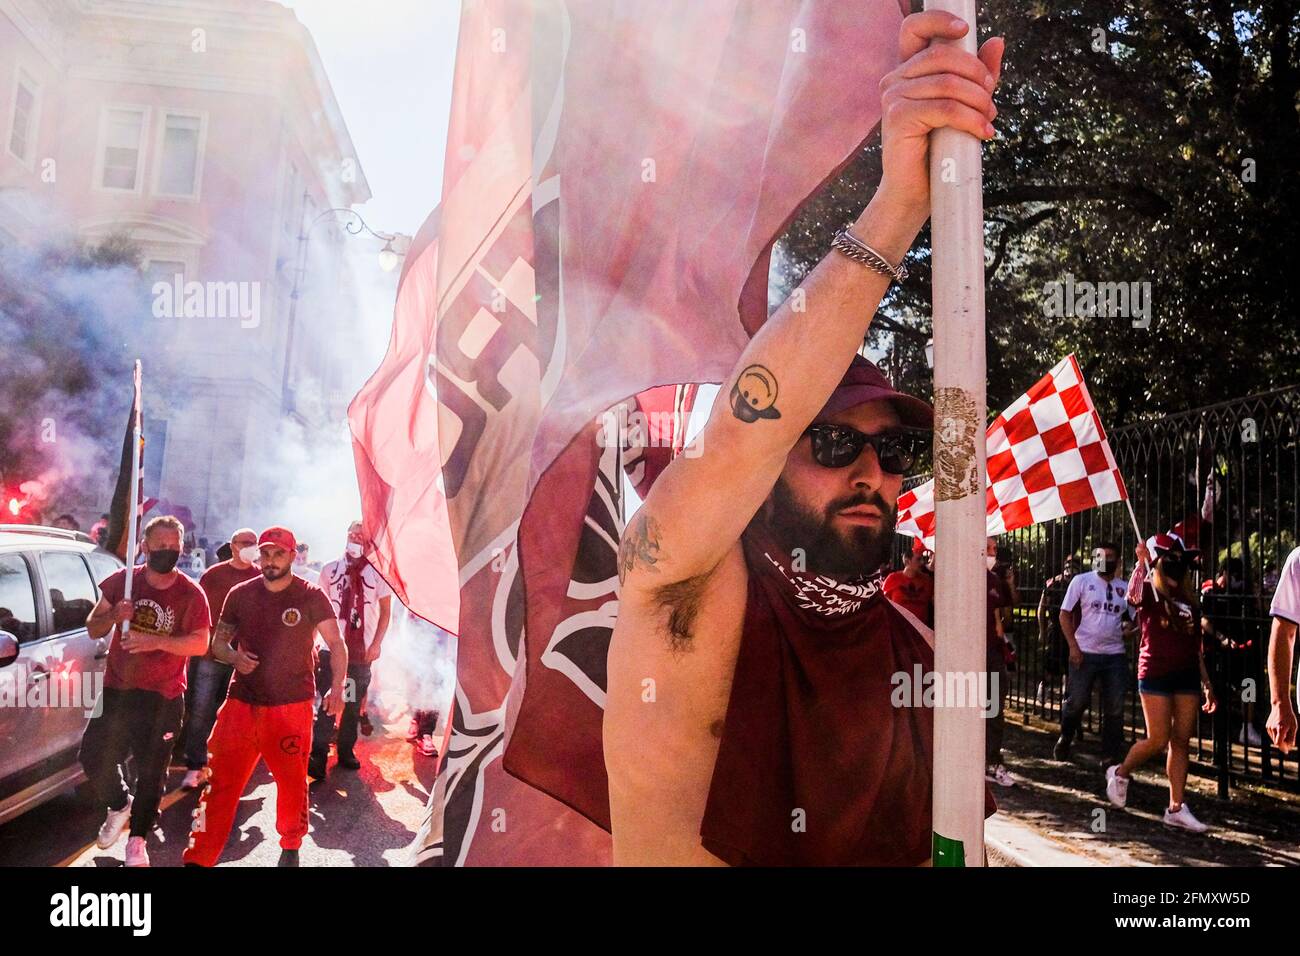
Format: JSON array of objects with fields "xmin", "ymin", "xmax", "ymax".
[
  {"xmin": 1061, "ymin": 570, "xmax": 1133, "ymax": 655},
  {"xmin": 1269, "ymin": 546, "xmax": 1300, "ymax": 626},
  {"xmin": 319, "ymin": 557, "xmax": 393, "ymax": 651}
]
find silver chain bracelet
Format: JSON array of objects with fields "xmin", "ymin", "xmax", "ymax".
[{"xmin": 831, "ymin": 227, "xmax": 909, "ymax": 283}]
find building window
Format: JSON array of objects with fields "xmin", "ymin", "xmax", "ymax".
[
  {"xmin": 155, "ymin": 112, "xmax": 205, "ymax": 199},
  {"xmin": 145, "ymin": 259, "xmax": 187, "ymax": 288},
  {"xmin": 7, "ymin": 68, "xmax": 40, "ymax": 166},
  {"xmin": 97, "ymin": 107, "xmax": 147, "ymax": 191}
]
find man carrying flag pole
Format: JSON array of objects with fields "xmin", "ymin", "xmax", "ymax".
[
  {"xmin": 354, "ymin": 1, "xmax": 1005, "ymax": 866},
  {"xmin": 80, "ymin": 363, "xmax": 212, "ymax": 866},
  {"xmin": 605, "ymin": 10, "xmax": 1004, "ymax": 866}
]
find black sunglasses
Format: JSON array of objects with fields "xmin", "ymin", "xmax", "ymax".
[{"xmin": 804, "ymin": 424, "xmax": 929, "ymax": 475}]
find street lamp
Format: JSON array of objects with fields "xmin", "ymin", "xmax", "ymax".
[{"xmin": 281, "ymin": 201, "xmax": 403, "ymax": 415}]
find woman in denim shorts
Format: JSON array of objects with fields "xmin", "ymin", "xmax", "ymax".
[{"xmin": 1104, "ymin": 533, "xmax": 1217, "ymax": 832}]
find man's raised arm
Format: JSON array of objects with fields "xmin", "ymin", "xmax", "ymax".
[{"xmin": 619, "ymin": 12, "xmax": 1003, "ymax": 593}]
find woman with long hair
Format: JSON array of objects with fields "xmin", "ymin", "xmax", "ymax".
[{"xmin": 1105, "ymin": 533, "xmax": 1217, "ymax": 832}]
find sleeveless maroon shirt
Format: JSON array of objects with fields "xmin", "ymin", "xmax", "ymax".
[{"xmin": 699, "ymin": 524, "xmax": 993, "ymax": 866}]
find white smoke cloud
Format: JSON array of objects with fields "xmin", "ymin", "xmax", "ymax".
[
  {"xmin": 370, "ymin": 604, "xmax": 456, "ymax": 730},
  {"xmin": 0, "ymin": 241, "xmax": 149, "ymax": 525}
]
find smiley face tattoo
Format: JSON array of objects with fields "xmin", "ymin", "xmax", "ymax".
[{"xmin": 729, "ymin": 365, "xmax": 782, "ymax": 423}]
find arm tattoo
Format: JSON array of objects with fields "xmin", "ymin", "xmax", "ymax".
[
  {"xmin": 618, "ymin": 511, "xmax": 663, "ymax": 583},
  {"xmin": 212, "ymin": 620, "xmax": 237, "ymax": 659},
  {"xmin": 728, "ymin": 364, "xmax": 782, "ymax": 423}
]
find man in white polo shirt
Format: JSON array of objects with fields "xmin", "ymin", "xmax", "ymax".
[
  {"xmin": 1053, "ymin": 541, "xmax": 1136, "ymax": 766},
  {"xmin": 310, "ymin": 520, "xmax": 393, "ymax": 779},
  {"xmin": 1266, "ymin": 546, "xmax": 1300, "ymax": 754}
]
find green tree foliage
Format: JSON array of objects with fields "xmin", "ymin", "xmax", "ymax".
[{"xmin": 778, "ymin": 0, "xmax": 1299, "ymax": 425}]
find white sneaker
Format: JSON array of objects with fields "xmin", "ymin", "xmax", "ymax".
[
  {"xmin": 124, "ymin": 836, "xmax": 150, "ymax": 867},
  {"xmin": 1238, "ymin": 724, "xmax": 1263, "ymax": 747},
  {"xmin": 96, "ymin": 798, "xmax": 133, "ymax": 849},
  {"xmin": 1163, "ymin": 803, "xmax": 1209, "ymax": 833},
  {"xmin": 985, "ymin": 764, "xmax": 1016, "ymax": 788},
  {"xmin": 1105, "ymin": 765, "xmax": 1129, "ymax": 807},
  {"xmin": 181, "ymin": 768, "xmax": 211, "ymax": 790}
]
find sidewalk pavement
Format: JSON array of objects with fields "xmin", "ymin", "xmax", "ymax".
[{"xmin": 984, "ymin": 711, "xmax": 1300, "ymax": 867}]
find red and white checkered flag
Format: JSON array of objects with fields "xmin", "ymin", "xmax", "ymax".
[{"xmin": 897, "ymin": 355, "xmax": 1128, "ymax": 547}]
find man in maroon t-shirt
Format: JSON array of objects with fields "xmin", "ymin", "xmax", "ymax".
[
  {"xmin": 81, "ymin": 515, "xmax": 210, "ymax": 867},
  {"xmin": 179, "ymin": 528, "xmax": 261, "ymax": 789},
  {"xmin": 184, "ymin": 526, "xmax": 346, "ymax": 867},
  {"xmin": 883, "ymin": 539, "xmax": 934, "ymax": 626}
]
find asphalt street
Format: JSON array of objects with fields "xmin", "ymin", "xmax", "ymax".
[{"xmin": 0, "ymin": 720, "xmax": 436, "ymax": 867}]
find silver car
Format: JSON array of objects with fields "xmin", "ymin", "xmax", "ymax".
[{"xmin": 0, "ymin": 525, "xmax": 123, "ymax": 824}]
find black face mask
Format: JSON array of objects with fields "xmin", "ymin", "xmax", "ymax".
[{"xmin": 147, "ymin": 549, "xmax": 180, "ymax": 573}]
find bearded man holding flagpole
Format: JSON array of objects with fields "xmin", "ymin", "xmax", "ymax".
[{"xmin": 605, "ymin": 9, "xmax": 1004, "ymax": 866}]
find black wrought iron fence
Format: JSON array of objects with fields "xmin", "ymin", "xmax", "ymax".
[{"xmin": 898, "ymin": 385, "xmax": 1300, "ymax": 794}]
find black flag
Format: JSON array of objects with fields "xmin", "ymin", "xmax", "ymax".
[{"xmin": 105, "ymin": 363, "xmax": 143, "ymax": 561}]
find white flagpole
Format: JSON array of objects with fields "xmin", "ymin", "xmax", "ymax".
[
  {"xmin": 926, "ymin": 0, "xmax": 988, "ymax": 867},
  {"xmin": 121, "ymin": 360, "xmax": 143, "ymax": 636},
  {"xmin": 1124, "ymin": 497, "xmax": 1145, "ymax": 546}
]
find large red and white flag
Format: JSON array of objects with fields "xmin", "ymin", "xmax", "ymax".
[
  {"xmin": 349, "ymin": 0, "xmax": 906, "ymax": 866},
  {"xmin": 896, "ymin": 354, "xmax": 1129, "ymax": 548}
]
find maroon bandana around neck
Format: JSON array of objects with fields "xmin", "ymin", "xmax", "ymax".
[
  {"xmin": 752, "ymin": 532, "xmax": 886, "ymax": 619},
  {"xmin": 698, "ymin": 523, "xmax": 992, "ymax": 866}
]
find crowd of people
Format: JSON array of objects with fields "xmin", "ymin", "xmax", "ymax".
[
  {"xmin": 880, "ymin": 531, "xmax": 1300, "ymax": 834},
  {"xmin": 77, "ymin": 516, "xmax": 439, "ymax": 867},
  {"xmin": 47, "ymin": 502, "xmax": 1300, "ymax": 861}
]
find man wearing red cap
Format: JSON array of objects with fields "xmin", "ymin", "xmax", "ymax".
[
  {"xmin": 884, "ymin": 538, "xmax": 935, "ymax": 626},
  {"xmin": 183, "ymin": 526, "xmax": 346, "ymax": 867},
  {"xmin": 605, "ymin": 10, "xmax": 1004, "ymax": 865}
]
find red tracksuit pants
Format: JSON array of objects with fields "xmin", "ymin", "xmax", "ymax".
[{"xmin": 183, "ymin": 697, "xmax": 313, "ymax": 867}]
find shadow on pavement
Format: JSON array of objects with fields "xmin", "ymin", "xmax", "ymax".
[{"xmin": 995, "ymin": 712, "xmax": 1300, "ymax": 866}]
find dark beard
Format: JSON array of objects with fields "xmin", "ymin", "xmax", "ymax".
[{"xmin": 757, "ymin": 476, "xmax": 897, "ymax": 579}]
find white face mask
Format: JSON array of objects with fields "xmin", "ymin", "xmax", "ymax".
[
  {"xmin": 346, "ymin": 542, "xmax": 363, "ymax": 559},
  {"xmin": 986, "ymin": 555, "xmax": 998, "ymax": 570},
  {"xmin": 237, "ymin": 545, "xmax": 260, "ymax": 564},
  {"xmin": 1093, "ymin": 551, "xmax": 1111, "ymax": 573}
]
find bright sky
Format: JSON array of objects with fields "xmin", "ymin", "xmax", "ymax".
[{"xmin": 275, "ymin": 0, "xmax": 461, "ymax": 237}]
